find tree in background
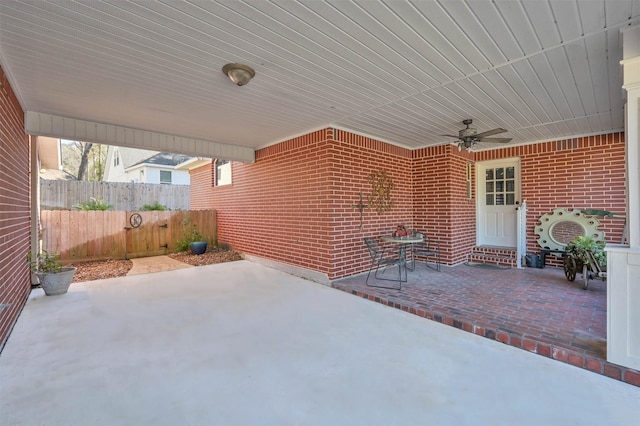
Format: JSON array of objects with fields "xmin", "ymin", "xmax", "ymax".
[{"xmin": 61, "ymin": 141, "xmax": 107, "ymax": 181}]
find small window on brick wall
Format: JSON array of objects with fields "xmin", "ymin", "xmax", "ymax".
[
  {"xmin": 160, "ymin": 170, "xmax": 172, "ymax": 184},
  {"xmin": 215, "ymin": 159, "xmax": 232, "ymax": 186}
]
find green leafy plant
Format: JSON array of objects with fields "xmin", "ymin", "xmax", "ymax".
[
  {"xmin": 175, "ymin": 219, "xmax": 207, "ymax": 252},
  {"xmin": 565, "ymin": 235, "xmax": 606, "ymax": 268},
  {"xmin": 73, "ymin": 197, "xmax": 113, "ymax": 211},
  {"xmin": 140, "ymin": 201, "xmax": 167, "ymax": 211},
  {"xmin": 27, "ymin": 250, "xmax": 62, "ymax": 273}
]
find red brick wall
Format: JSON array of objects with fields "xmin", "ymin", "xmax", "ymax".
[
  {"xmin": 192, "ymin": 129, "xmax": 414, "ymax": 280},
  {"xmin": 192, "ymin": 130, "xmax": 335, "ymax": 276},
  {"xmin": 476, "ymin": 133, "xmax": 626, "ymax": 264},
  {"xmin": 0, "ymin": 66, "xmax": 31, "ymax": 350},
  {"xmin": 329, "ymin": 129, "xmax": 413, "ymax": 278},
  {"xmin": 189, "ymin": 163, "xmax": 214, "ymax": 210},
  {"xmin": 191, "ymin": 127, "xmax": 626, "ymax": 279},
  {"xmin": 412, "ymin": 145, "xmax": 476, "ymax": 265}
]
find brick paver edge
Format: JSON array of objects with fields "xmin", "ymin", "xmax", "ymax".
[{"xmin": 332, "ymin": 285, "xmax": 640, "ymax": 388}]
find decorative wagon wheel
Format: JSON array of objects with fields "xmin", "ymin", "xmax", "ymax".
[
  {"xmin": 129, "ymin": 213, "xmax": 143, "ymax": 228},
  {"xmin": 582, "ymin": 264, "xmax": 590, "ymax": 290},
  {"xmin": 563, "ymin": 254, "xmax": 577, "ymax": 282}
]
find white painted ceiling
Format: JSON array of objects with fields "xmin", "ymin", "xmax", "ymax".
[{"xmin": 1, "ymin": 0, "xmax": 638, "ymax": 158}]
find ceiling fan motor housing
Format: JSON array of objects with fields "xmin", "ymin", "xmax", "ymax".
[
  {"xmin": 459, "ymin": 119, "xmax": 477, "ymax": 138},
  {"xmin": 459, "ymin": 127, "xmax": 477, "ymax": 138}
]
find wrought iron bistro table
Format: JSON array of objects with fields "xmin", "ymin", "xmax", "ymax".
[{"xmin": 381, "ymin": 235, "xmax": 424, "ymax": 272}]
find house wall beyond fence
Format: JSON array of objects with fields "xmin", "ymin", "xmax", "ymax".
[
  {"xmin": 0, "ymin": 65, "xmax": 31, "ymax": 350},
  {"xmin": 191, "ymin": 127, "xmax": 626, "ymax": 281}
]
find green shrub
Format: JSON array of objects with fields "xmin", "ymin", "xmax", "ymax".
[
  {"xmin": 73, "ymin": 197, "xmax": 113, "ymax": 211},
  {"xmin": 27, "ymin": 250, "xmax": 62, "ymax": 273},
  {"xmin": 175, "ymin": 219, "xmax": 207, "ymax": 252},
  {"xmin": 140, "ymin": 201, "xmax": 167, "ymax": 211}
]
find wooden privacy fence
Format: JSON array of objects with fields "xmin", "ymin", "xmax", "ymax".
[
  {"xmin": 40, "ymin": 179, "xmax": 190, "ymax": 211},
  {"xmin": 40, "ymin": 210, "xmax": 217, "ymax": 263}
]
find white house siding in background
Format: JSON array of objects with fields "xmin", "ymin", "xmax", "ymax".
[
  {"xmin": 104, "ymin": 146, "xmax": 192, "ymax": 185},
  {"xmin": 114, "ymin": 164, "xmax": 190, "ymax": 185}
]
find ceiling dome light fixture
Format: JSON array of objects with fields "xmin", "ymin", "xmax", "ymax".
[{"xmin": 222, "ymin": 63, "xmax": 255, "ymax": 86}]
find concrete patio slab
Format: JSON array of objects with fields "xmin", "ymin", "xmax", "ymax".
[
  {"xmin": 2, "ymin": 260, "xmax": 639, "ymax": 426},
  {"xmin": 127, "ymin": 255, "xmax": 193, "ymax": 275}
]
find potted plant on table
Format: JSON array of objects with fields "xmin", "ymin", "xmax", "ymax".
[
  {"xmin": 28, "ymin": 250, "xmax": 77, "ymax": 296},
  {"xmin": 393, "ymin": 223, "xmax": 409, "ymax": 237}
]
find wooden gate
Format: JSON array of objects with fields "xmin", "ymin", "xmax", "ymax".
[{"xmin": 40, "ymin": 210, "xmax": 217, "ymax": 263}]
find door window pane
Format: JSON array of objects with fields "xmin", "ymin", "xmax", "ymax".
[
  {"xmin": 506, "ymin": 167, "xmax": 515, "ymax": 179},
  {"xmin": 486, "ymin": 194, "xmax": 494, "ymax": 205},
  {"xmin": 486, "ymin": 169, "xmax": 494, "ymax": 180},
  {"xmin": 484, "ymin": 164, "xmax": 517, "ymax": 207},
  {"xmin": 506, "ymin": 194, "xmax": 515, "ymax": 205}
]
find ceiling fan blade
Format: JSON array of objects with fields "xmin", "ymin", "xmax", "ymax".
[
  {"xmin": 477, "ymin": 137, "xmax": 512, "ymax": 143},
  {"xmin": 474, "ymin": 128, "xmax": 507, "ymax": 138},
  {"xmin": 440, "ymin": 134, "xmax": 461, "ymax": 138}
]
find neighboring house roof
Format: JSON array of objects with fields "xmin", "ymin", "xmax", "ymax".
[
  {"xmin": 128, "ymin": 152, "xmax": 193, "ymax": 169},
  {"xmin": 112, "ymin": 147, "xmax": 193, "ymax": 170},
  {"xmin": 115, "ymin": 147, "xmax": 161, "ymax": 169}
]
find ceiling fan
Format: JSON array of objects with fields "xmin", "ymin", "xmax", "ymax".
[{"xmin": 443, "ymin": 119, "xmax": 512, "ymax": 150}]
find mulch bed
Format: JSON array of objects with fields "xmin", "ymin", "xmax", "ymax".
[
  {"xmin": 71, "ymin": 259, "xmax": 133, "ymax": 283},
  {"xmin": 168, "ymin": 249, "xmax": 243, "ymax": 266},
  {"xmin": 68, "ymin": 249, "xmax": 242, "ymax": 283}
]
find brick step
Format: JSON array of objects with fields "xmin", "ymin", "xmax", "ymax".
[{"xmin": 468, "ymin": 246, "xmax": 517, "ymax": 267}]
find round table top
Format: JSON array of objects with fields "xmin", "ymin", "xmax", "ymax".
[{"xmin": 381, "ymin": 235, "xmax": 424, "ymax": 244}]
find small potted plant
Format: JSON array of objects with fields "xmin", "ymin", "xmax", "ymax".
[
  {"xmin": 28, "ymin": 250, "xmax": 77, "ymax": 296},
  {"xmin": 176, "ymin": 219, "xmax": 208, "ymax": 255}
]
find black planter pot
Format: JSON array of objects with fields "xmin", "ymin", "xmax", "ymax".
[{"xmin": 189, "ymin": 241, "xmax": 208, "ymax": 255}]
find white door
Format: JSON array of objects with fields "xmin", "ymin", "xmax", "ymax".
[{"xmin": 477, "ymin": 158, "xmax": 521, "ymax": 247}]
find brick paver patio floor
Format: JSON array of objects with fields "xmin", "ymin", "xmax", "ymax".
[{"xmin": 332, "ymin": 262, "xmax": 640, "ymax": 387}]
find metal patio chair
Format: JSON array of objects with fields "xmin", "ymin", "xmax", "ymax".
[
  {"xmin": 412, "ymin": 232, "xmax": 441, "ymax": 271},
  {"xmin": 364, "ymin": 237, "xmax": 406, "ymax": 289}
]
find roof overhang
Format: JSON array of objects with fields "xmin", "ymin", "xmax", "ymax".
[{"xmin": 24, "ymin": 112, "xmax": 255, "ymax": 164}]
